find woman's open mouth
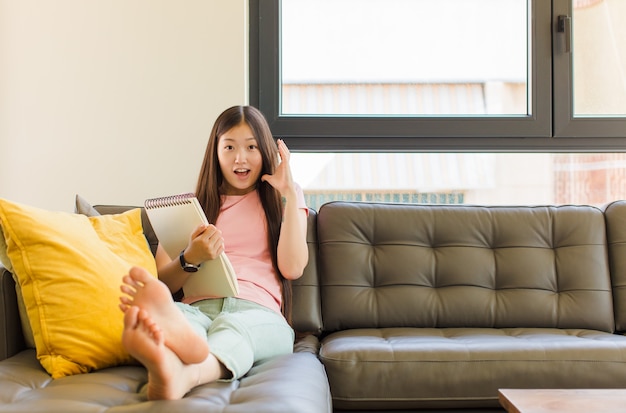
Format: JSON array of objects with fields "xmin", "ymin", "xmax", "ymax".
[{"xmin": 234, "ymin": 168, "xmax": 250, "ymax": 179}]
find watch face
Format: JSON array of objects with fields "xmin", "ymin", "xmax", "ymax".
[{"xmin": 183, "ymin": 265, "xmax": 199, "ymax": 273}]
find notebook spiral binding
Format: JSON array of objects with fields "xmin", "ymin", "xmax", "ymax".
[{"xmin": 144, "ymin": 193, "xmax": 196, "ymax": 209}]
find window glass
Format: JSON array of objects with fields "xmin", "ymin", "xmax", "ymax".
[
  {"xmin": 278, "ymin": 1, "xmax": 626, "ymax": 205},
  {"xmin": 280, "ymin": 0, "xmax": 529, "ymax": 116},
  {"xmin": 292, "ymin": 152, "xmax": 626, "ymax": 209},
  {"xmin": 256, "ymin": 0, "xmax": 626, "ymax": 197},
  {"xmin": 572, "ymin": 0, "xmax": 626, "ymax": 117}
]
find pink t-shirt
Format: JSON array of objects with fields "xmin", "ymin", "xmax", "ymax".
[{"xmin": 183, "ymin": 185, "xmax": 307, "ymax": 314}]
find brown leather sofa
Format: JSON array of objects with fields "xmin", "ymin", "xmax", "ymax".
[{"xmin": 3, "ymin": 200, "xmax": 626, "ymax": 412}]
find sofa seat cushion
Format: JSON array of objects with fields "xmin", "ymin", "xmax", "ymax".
[
  {"xmin": 320, "ymin": 327, "xmax": 626, "ymax": 410},
  {"xmin": 0, "ymin": 349, "xmax": 332, "ymax": 413}
]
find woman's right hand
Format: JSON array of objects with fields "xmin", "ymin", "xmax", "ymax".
[{"xmin": 183, "ymin": 223, "xmax": 224, "ymax": 266}]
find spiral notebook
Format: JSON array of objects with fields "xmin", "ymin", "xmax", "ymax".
[{"xmin": 144, "ymin": 193, "xmax": 238, "ymax": 298}]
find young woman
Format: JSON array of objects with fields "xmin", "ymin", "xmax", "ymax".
[{"xmin": 119, "ymin": 105, "xmax": 309, "ymax": 400}]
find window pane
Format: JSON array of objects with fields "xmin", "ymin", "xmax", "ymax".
[
  {"xmin": 292, "ymin": 152, "xmax": 626, "ymax": 209},
  {"xmin": 573, "ymin": 0, "xmax": 626, "ymax": 117},
  {"xmin": 280, "ymin": 0, "xmax": 529, "ymax": 116}
]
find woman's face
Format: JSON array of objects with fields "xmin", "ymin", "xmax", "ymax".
[{"xmin": 217, "ymin": 123, "xmax": 264, "ymax": 195}]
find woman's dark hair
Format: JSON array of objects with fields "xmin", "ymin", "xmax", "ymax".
[{"xmin": 195, "ymin": 105, "xmax": 292, "ymax": 322}]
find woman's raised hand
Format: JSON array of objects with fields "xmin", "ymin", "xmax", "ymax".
[{"xmin": 261, "ymin": 139, "xmax": 296, "ymax": 196}]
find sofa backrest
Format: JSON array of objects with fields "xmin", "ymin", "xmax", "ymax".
[
  {"xmin": 291, "ymin": 209, "xmax": 323, "ymax": 334},
  {"xmin": 603, "ymin": 200, "xmax": 626, "ymax": 331},
  {"xmin": 317, "ymin": 201, "xmax": 615, "ymax": 333},
  {"xmin": 0, "ymin": 268, "xmax": 25, "ymax": 361}
]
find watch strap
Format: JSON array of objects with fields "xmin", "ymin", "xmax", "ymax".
[{"xmin": 179, "ymin": 250, "xmax": 200, "ymax": 272}]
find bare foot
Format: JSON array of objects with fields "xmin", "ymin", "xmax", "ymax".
[
  {"xmin": 119, "ymin": 266, "xmax": 210, "ymax": 364},
  {"xmin": 122, "ymin": 306, "xmax": 198, "ymax": 400}
]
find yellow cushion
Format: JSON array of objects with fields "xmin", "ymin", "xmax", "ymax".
[{"xmin": 0, "ymin": 199, "xmax": 157, "ymax": 378}]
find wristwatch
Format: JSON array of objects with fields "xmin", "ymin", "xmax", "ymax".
[{"xmin": 179, "ymin": 250, "xmax": 201, "ymax": 273}]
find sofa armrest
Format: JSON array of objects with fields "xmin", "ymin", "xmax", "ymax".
[
  {"xmin": 294, "ymin": 333, "xmax": 321, "ymax": 355},
  {"xmin": 0, "ymin": 266, "xmax": 24, "ymax": 361}
]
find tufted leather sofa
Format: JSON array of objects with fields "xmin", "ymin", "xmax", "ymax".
[{"xmin": 4, "ymin": 200, "xmax": 626, "ymax": 412}]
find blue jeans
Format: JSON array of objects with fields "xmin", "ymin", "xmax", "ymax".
[{"xmin": 175, "ymin": 297, "xmax": 294, "ymax": 380}]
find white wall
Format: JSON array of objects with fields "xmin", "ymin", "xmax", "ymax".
[{"xmin": 0, "ymin": 0, "xmax": 248, "ymax": 211}]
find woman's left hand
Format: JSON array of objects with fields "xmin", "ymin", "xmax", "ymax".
[{"xmin": 261, "ymin": 139, "xmax": 295, "ymax": 196}]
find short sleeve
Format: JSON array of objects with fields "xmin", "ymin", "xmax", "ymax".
[{"xmin": 294, "ymin": 182, "xmax": 308, "ymax": 215}]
